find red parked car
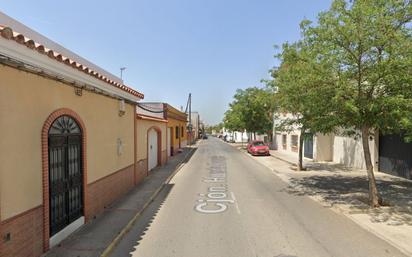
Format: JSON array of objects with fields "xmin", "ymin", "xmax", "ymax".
[{"xmin": 247, "ymin": 140, "xmax": 270, "ymax": 156}]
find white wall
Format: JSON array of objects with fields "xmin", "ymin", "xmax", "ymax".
[
  {"xmin": 222, "ymin": 128, "xmax": 268, "ymax": 143},
  {"xmin": 233, "ymin": 131, "xmax": 248, "ymax": 143},
  {"xmin": 273, "ymin": 113, "xmax": 379, "ymax": 170},
  {"xmin": 273, "ymin": 112, "xmax": 302, "ymax": 154},
  {"xmin": 314, "ymin": 133, "xmax": 333, "ymax": 162},
  {"xmin": 275, "ymin": 131, "xmax": 301, "ymax": 155},
  {"xmin": 222, "ymin": 128, "xmax": 249, "ymax": 143},
  {"xmin": 275, "ymin": 131, "xmax": 333, "ymax": 162},
  {"xmin": 191, "ymin": 112, "xmax": 200, "ymax": 138},
  {"xmin": 332, "ymin": 133, "xmax": 377, "ymax": 170}
]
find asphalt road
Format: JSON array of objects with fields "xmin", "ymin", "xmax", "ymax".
[{"xmin": 109, "ymin": 137, "xmax": 407, "ymax": 257}]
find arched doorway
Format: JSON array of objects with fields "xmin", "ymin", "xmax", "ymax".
[
  {"xmin": 48, "ymin": 115, "xmax": 84, "ymax": 238},
  {"xmin": 148, "ymin": 127, "xmax": 161, "ymax": 171}
]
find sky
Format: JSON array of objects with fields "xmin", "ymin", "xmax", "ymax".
[{"xmin": 1, "ymin": 0, "xmax": 332, "ymax": 125}]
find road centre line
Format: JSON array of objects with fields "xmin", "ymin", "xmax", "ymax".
[{"xmin": 230, "ymin": 191, "xmax": 241, "ymax": 214}]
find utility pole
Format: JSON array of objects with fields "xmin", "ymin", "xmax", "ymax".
[
  {"xmin": 185, "ymin": 93, "xmax": 192, "ymax": 145},
  {"xmin": 120, "ymin": 67, "xmax": 126, "ymax": 81}
]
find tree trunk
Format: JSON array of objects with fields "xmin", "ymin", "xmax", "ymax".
[
  {"xmin": 268, "ymin": 131, "xmax": 273, "ymax": 149},
  {"xmin": 361, "ymin": 127, "xmax": 381, "ymax": 207},
  {"xmin": 298, "ymin": 132, "xmax": 304, "ymax": 171}
]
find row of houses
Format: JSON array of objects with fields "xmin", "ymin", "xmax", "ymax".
[
  {"xmin": 222, "ymin": 112, "xmax": 412, "ymax": 180},
  {"xmin": 0, "ymin": 13, "xmax": 199, "ymax": 257},
  {"xmin": 274, "ymin": 128, "xmax": 412, "ymax": 179},
  {"xmin": 221, "ymin": 129, "xmax": 268, "ymax": 143},
  {"xmin": 273, "ymin": 112, "xmax": 412, "ymax": 180}
]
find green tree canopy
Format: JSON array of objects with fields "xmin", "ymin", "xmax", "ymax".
[
  {"xmin": 268, "ymin": 40, "xmax": 339, "ymax": 170},
  {"xmin": 270, "ymin": 0, "xmax": 412, "ymax": 206},
  {"xmin": 224, "ymin": 87, "xmax": 275, "ymax": 136}
]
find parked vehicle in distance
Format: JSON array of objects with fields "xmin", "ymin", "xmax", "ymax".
[
  {"xmin": 203, "ymin": 134, "xmax": 208, "ymax": 139},
  {"xmin": 247, "ymin": 140, "xmax": 270, "ymax": 156}
]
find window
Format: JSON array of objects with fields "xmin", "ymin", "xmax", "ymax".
[
  {"xmin": 282, "ymin": 135, "xmax": 287, "ymax": 150},
  {"xmin": 176, "ymin": 126, "xmax": 179, "ymax": 139},
  {"xmin": 181, "ymin": 126, "xmax": 184, "ymax": 137},
  {"xmin": 291, "ymin": 135, "xmax": 298, "ymax": 152}
]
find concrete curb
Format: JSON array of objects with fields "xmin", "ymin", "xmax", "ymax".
[
  {"xmin": 99, "ymin": 145, "xmax": 197, "ymax": 257},
  {"xmin": 269, "ymin": 153, "xmax": 296, "ymax": 166},
  {"xmin": 229, "ymin": 143, "xmax": 412, "ymax": 257}
]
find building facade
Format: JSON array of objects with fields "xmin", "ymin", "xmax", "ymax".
[
  {"xmin": 165, "ymin": 104, "xmax": 188, "ymax": 156},
  {"xmin": 136, "ymin": 104, "xmax": 167, "ymax": 179},
  {"xmin": 189, "ymin": 112, "xmax": 200, "ymax": 143},
  {"xmin": 0, "ymin": 20, "xmax": 144, "ymax": 257},
  {"xmin": 136, "ymin": 103, "xmax": 187, "ymax": 157},
  {"xmin": 274, "ymin": 113, "xmax": 412, "ymax": 180}
]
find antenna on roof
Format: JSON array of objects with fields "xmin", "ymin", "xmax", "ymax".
[{"xmin": 120, "ymin": 67, "xmax": 126, "ymax": 81}]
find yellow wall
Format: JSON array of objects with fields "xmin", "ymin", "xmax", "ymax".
[
  {"xmin": 136, "ymin": 118, "xmax": 167, "ymax": 161},
  {"xmin": 167, "ymin": 118, "xmax": 187, "ymax": 149},
  {"xmin": 0, "ymin": 65, "xmax": 135, "ymax": 220}
]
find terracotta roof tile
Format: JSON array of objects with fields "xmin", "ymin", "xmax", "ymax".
[{"xmin": 0, "ymin": 25, "xmax": 144, "ymax": 99}]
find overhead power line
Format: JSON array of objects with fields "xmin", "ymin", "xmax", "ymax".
[{"xmin": 137, "ymin": 103, "xmax": 164, "ymax": 113}]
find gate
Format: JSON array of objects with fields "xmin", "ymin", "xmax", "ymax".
[
  {"xmin": 48, "ymin": 115, "xmax": 83, "ymax": 236},
  {"xmin": 379, "ymin": 134, "xmax": 412, "ymax": 179},
  {"xmin": 304, "ymin": 133, "xmax": 314, "ymax": 159},
  {"xmin": 148, "ymin": 128, "xmax": 159, "ymax": 171}
]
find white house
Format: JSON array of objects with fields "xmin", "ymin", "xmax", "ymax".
[
  {"xmin": 273, "ymin": 132, "xmax": 336, "ymax": 162},
  {"xmin": 222, "ymin": 128, "xmax": 268, "ymax": 143},
  {"xmin": 273, "ymin": 112, "xmax": 412, "ymax": 180}
]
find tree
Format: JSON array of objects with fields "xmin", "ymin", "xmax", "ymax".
[
  {"xmin": 299, "ymin": 0, "xmax": 412, "ymax": 206},
  {"xmin": 268, "ymin": 41, "xmax": 339, "ymax": 170},
  {"xmin": 205, "ymin": 123, "xmax": 223, "ymax": 135},
  {"xmin": 224, "ymin": 106, "xmax": 245, "ymax": 142},
  {"xmin": 225, "ymin": 87, "xmax": 276, "ymax": 141}
]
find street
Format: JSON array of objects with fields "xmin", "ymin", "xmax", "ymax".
[{"xmin": 109, "ymin": 137, "xmax": 407, "ymax": 257}]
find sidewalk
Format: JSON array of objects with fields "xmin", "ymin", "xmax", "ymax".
[
  {"xmin": 44, "ymin": 146, "xmax": 197, "ymax": 257},
  {"xmin": 269, "ymin": 149, "xmax": 309, "ymax": 166},
  {"xmin": 269, "ymin": 149, "xmax": 358, "ymax": 172},
  {"xmin": 230, "ymin": 143, "xmax": 412, "ymax": 256}
]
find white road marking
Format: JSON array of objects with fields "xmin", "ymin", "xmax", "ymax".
[{"xmin": 231, "ymin": 192, "xmax": 241, "ymax": 214}]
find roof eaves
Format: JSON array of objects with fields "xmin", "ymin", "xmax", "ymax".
[{"xmin": 0, "ymin": 25, "xmax": 144, "ymax": 100}]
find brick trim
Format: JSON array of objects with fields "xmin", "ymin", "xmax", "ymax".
[
  {"xmin": 87, "ymin": 164, "xmax": 134, "ymax": 186},
  {"xmin": 146, "ymin": 126, "xmax": 162, "ymax": 175},
  {"xmin": 0, "ymin": 205, "xmax": 42, "ymax": 225},
  {"xmin": 86, "ymin": 164, "xmax": 134, "ymax": 218},
  {"xmin": 41, "ymin": 108, "xmax": 87, "ymax": 252},
  {"xmin": 0, "ymin": 205, "xmax": 43, "ymax": 257}
]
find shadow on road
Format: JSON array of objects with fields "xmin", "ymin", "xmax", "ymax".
[
  {"xmin": 303, "ymin": 162, "xmax": 355, "ymax": 172},
  {"xmin": 283, "ymin": 174, "xmax": 412, "ymax": 226},
  {"xmin": 109, "ymin": 147, "xmax": 198, "ymax": 257},
  {"xmin": 110, "ymin": 184, "xmax": 174, "ymax": 257},
  {"xmin": 181, "ymin": 146, "xmax": 197, "ymax": 164}
]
